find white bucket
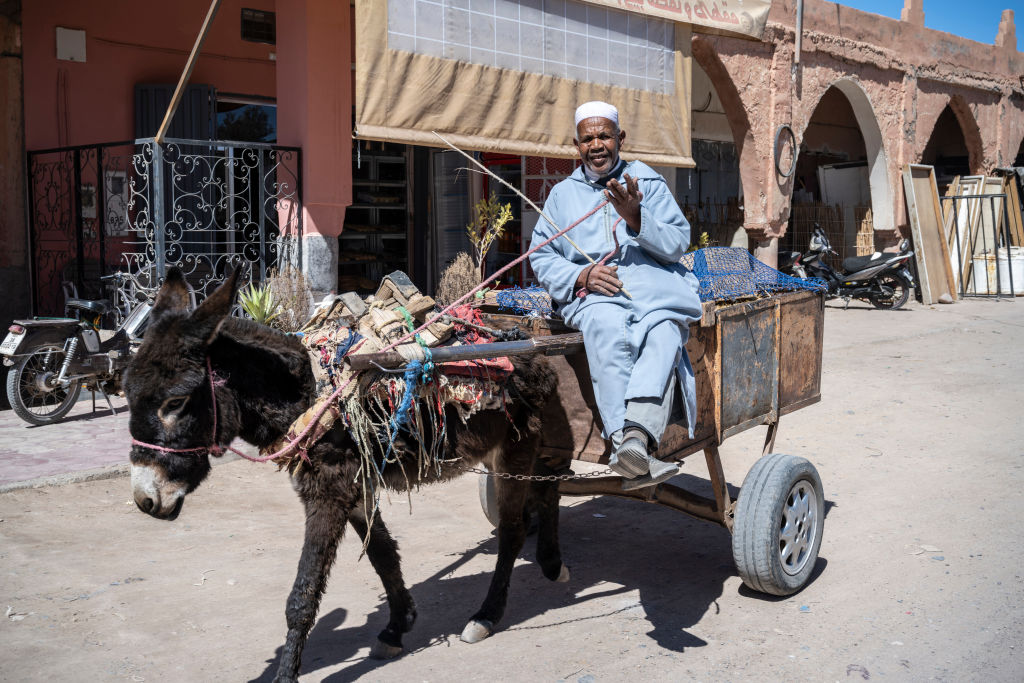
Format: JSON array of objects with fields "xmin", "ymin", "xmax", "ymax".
[{"xmin": 969, "ymin": 247, "xmax": 1024, "ymax": 295}]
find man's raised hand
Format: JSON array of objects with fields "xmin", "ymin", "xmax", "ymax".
[{"xmin": 605, "ymin": 173, "xmax": 643, "ymax": 231}]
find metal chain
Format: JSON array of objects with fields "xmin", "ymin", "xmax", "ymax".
[{"xmin": 460, "ymin": 464, "xmax": 616, "ymax": 482}]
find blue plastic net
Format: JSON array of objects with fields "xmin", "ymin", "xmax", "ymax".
[
  {"xmin": 496, "ymin": 285, "xmax": 553, "ymax": 316},
  {"xmin": 679, "ymin": 247, "xmax": 827, "ymax": 302}
]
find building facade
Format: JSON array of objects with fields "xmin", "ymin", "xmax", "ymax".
[{"xmin": 3, "ymin": 0, "xmax": 1023, "ymax": 324}]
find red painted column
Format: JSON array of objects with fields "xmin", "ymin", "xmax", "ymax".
[{"xmin": 276, "ymin": 0, "xmax": 352, "ymax": 295}]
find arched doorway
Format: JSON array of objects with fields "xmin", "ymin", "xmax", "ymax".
[
  {"xmin": 920, "ymin": 96, "xmax": 983, "ymax": 188},
  {"xmin": 786, "ymin": 80, "xmax": 892, "ymax": 263},
  {"xmin": 921, "ymin": 106, "xmax": 971, "ymax": 187},
  {"xmin": 688, "ymin": 37, "xmax": 756, "ymax": 249},
  {"xmin": 1014, "ymin": 136, "xmax": 1024, "ymax": 167}
]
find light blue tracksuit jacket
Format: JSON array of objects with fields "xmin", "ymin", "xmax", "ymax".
[{"xmin": 529, "ymin": 160, "xmax": 702, "ymax": 439}]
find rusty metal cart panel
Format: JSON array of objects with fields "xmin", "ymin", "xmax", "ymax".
[{"xmin": 484, "ymin": 289, "xmax": 822, "ymax": 466}]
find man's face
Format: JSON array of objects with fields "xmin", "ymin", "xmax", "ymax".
[{"xmin": 574, "ymin": 117, "xmax": 625, "ymax": 176}]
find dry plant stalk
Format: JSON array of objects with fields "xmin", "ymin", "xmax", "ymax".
[
  {"xmin": 267, "ymin": 265, "xmax": 313, "ymax": 332},
  {"xmin": 467, "ymin": 193, "xmax": 514, "ymax": 276},
  {"xmin": 436, "ymin": 251, "xmax": 479, "ymax": 307}
]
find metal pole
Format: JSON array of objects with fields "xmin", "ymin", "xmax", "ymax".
[
  {"xmin": 227, "ymin": 146, "xmax": 236, "ymax": 258},
  {"xmin": 1003, "ymin": 193, "xmax": 1015, "ymax": 297},
  {"xmin": 792, "ymin": 0, "xmax": 803, "ymax": 82},
  {"xmin": 26, "ymin": 152, "xmax": 39, "ymax": 316},
  {"xmin": 154, "ymin": 0, "xmax": 223, "ymax": 145},
  {"xmin": 96, "ymin": 145, "xmax": 108, "ymax": 277},
  {"xmin": 296, "ymin": 148, "xmax": 304, "ymax": 275},
  {"xmin": 987, "ymin": 196, "xmax": 1000, "ymax": 298},
  {"xmin": 951, "ymin": 197, "xmax": 963, "ymax": 298},
  {"xmin": 258, "ymin": 147, "xmax": 267, "ymax": 280},
  {"xmin": 72, "ymin": 149, "xmax": 85, "ymax": 296},
  {"xmin": 153, "ymin": 143, "xmax": 167, "ymax": 278}
]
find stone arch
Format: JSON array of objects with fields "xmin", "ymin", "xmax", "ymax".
[
  {"xmin": 801, "ymin": 77, "xmax": 895, "ymax": 233},
  {"xmin": 919, "ymin": 94, "xmax": 985, "ymax": 174},
  {"xmin": 691, "ymin": 35, "xmax": 759, "ymax": 228}
]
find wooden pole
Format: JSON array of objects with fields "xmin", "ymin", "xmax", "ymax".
[
  {"xmin": 154, "ymin": 0, "xmax": 223, "ymax": 145},
  {"xmin": 346, "ymin": 333, "xmax": 585, "ymax": 371}
]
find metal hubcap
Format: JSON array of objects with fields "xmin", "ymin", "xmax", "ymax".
[{"xmin": 779, "ymin": 480, "xmax": 817, "ymax": 575}]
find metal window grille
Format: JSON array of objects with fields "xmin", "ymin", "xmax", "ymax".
[{"xmin": 241, "ymin": 8, "xmax": 276, "ymax": 45}]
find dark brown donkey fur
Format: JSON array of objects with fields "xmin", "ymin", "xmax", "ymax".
[{"xmin": 126, "ymin": 270, "xmax": 565, "ymax": 682}]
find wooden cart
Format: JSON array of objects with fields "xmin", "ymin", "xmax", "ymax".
[{"xmin": 479, "ymin": 289, "xmax": 826, "ymax": 596}]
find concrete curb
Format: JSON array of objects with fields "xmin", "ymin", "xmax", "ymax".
[
  {"xmin": 0, "ymin": 452, "xmax": 245, "ymax": 494},
  {"xmin": 0, "ymin": 463, "xmax": 131, "ymax": 493}
]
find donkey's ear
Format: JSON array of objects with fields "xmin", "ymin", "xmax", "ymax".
[
  {"xmin": 151, "ymin": 268, "xmax": 191, "ymax": 323},
  {"xmin": 188, "ymin": 269, "xmax": 242, "ymax": 344}
]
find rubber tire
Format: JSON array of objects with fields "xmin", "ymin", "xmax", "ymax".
[
  {"xmin": 478, "ymin": 469, "xmax": 501, "ymax": 528},
  {"xmin": 870, "ymin": 272, "xmax": 912, "ymax": 310},
  {"xmin": 731, "ymin": 453, "xmax": 824, "ymax": 596},
  {"xmin": 5, "ymin": 345, "xmax": 82, "ymax": 426},
  {"xmin": 477, "ymin": 468, "xmax": 537, "ymax": 534}
]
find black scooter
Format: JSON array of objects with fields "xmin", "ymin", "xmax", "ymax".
[
  {"xmin": 2, "ymin": 281, "xmax": 151, "ymax": 425},
  {"xmin": 779, "ymin": 224, "xmax": 916, "ymax": 310}
]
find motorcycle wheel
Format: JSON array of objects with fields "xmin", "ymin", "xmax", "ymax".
[
  {"xmin": 871, "ymin": 272, "xmax": 912, "ymax": 310},
  {"xmin": 5, "ymin": 344, "xmax": 82, "ymax": 426}
]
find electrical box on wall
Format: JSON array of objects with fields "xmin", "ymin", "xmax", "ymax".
[{"xmin": 56, "ymin": 27, "xmax": 87, "ymax": 62}]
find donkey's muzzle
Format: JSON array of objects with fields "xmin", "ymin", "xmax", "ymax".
[{"xmin": 131, "ymin": 463, "xmax": 187, "ymax": 520}]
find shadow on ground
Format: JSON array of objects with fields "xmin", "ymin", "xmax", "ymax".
[{"xmin": 250, "ymin": 471, "xmax": 833, "ymax": 682}]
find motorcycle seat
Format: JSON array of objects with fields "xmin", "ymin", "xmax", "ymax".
[
  {"xmin": 841, "ymin": 253, "xmax": 886, "ymax": 273},
  {"xmin": 65, "ymin": 298, "xmax": 110, "ymax": 316}
]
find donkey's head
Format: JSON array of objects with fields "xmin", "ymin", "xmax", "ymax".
[{"xmin": 126, "ymin": 269, "xmax": 240, "ymax": 520}]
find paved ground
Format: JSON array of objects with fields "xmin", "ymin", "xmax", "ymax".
[
  {"xmin": 0, "ymin": 394, "xmax": 253, "ymax": 491},
  {"xmin": 1, "ymin": 296, "xmax": 1022, "ymax": 681}
]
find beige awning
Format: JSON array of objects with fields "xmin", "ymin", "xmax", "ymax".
[
  {"xmin": 355, "ymin": 0, "xmax": 695, "ymax": 167},
  {"xmin": 579, "ymin": 1, "xmax": 771, "ymax": 40}
]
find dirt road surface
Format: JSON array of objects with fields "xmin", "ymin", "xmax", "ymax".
[{"xmin": 2, "ymin": 298, "xmax": 1022, "ymax": 682}]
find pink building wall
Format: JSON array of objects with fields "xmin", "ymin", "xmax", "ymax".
[{"xmin": 22, "ymin": 0, "xmax": 277, "ymax": 150}]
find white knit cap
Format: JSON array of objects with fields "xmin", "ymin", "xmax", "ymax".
[{"xmin": 574, "ymin": 101, "xmax": 619, "ymax": 128}]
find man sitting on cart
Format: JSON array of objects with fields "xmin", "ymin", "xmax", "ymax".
[{"xmin": 529, "ymin": 101, "xmax": 702, "ymax": 489}]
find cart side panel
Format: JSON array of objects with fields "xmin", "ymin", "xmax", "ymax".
[
  {"xmin": 718, "ymin": 301, "xmax": 779, "ymax": 438},
  {"xmin": 540, "ymin": 352, "xmax": 610, "ymax": 464},
  {"xmin": 779, "ymin": 291, "xmax": 824, "ymax": 415},
  {"xmin": 540, "ymin": 321, "xmax": 718, "ymax": 464},
  {"xmin": 658, "ymin": 322, "xmax": 718, "ymax": 456}
]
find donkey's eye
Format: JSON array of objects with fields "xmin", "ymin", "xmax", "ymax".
[{"xmin": 159, "ymin": 396, "xmax": 190, "ymax": 419}]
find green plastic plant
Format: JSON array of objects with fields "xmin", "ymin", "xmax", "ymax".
[{"xmin": 239, "ymin": 281, "xmax": 280, "ymax": 326}]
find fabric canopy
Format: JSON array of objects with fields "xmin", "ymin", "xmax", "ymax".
[
  {"xmin": 579, "ymin": 0, "xmax": 771, "ymax": 40},
  {"xmin": 355, "ymin": 0, "xmax": 695, "ymax": 167}
]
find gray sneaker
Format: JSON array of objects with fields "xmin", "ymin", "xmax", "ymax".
[
  {"xmin": 609, "ymin": 429, "xmax": 649, "ymax": 479},
  {"xmin": 620, "ymin": 456, "xmax": 679, "ymax": 491}
]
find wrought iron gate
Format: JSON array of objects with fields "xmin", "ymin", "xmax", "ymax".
[{"xmin": 27, "ymin": 138, "xmax": 302, "ymax": 315}]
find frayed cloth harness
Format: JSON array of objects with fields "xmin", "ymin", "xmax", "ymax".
[{"xmin": 130, "ymin": 199, "xmax": 611, "ymax": 463}]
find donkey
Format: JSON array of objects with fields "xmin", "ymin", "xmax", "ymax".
[{"xmin": 126, "ymin": 269, "xmax": 567, "ymax": 682}]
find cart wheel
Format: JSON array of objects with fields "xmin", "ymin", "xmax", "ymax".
[
  {"xmin": 477, "ymin": 469, "xmax": 537, "ymax": 533},
  {"xmin": 478, "ymin": 469, "xmax": 500, "ymax": 528},
  {"xmin": 732, "ymin": 453, "xmax": 824, "ymax": 596}
]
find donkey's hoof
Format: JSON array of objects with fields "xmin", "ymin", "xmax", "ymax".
[
  {"xmin": 460, "ymin": 619, "xmax": 493, "ymax": 644},
  {"xmin": 369, "ymin": 639, "xmax": 404, "ymax": 659},
  {"xmin": 556, "ymin": 563, "xmax": 571, "ymax": 583}
]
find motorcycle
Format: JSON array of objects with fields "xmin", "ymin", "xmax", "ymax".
[
  {"xmin": 2, "ymin": 273, "xmax": 151, "ymax": 425},
  {"xmin": 779, "ymin": 224, "xmax": 917, "ymax": 310}
]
